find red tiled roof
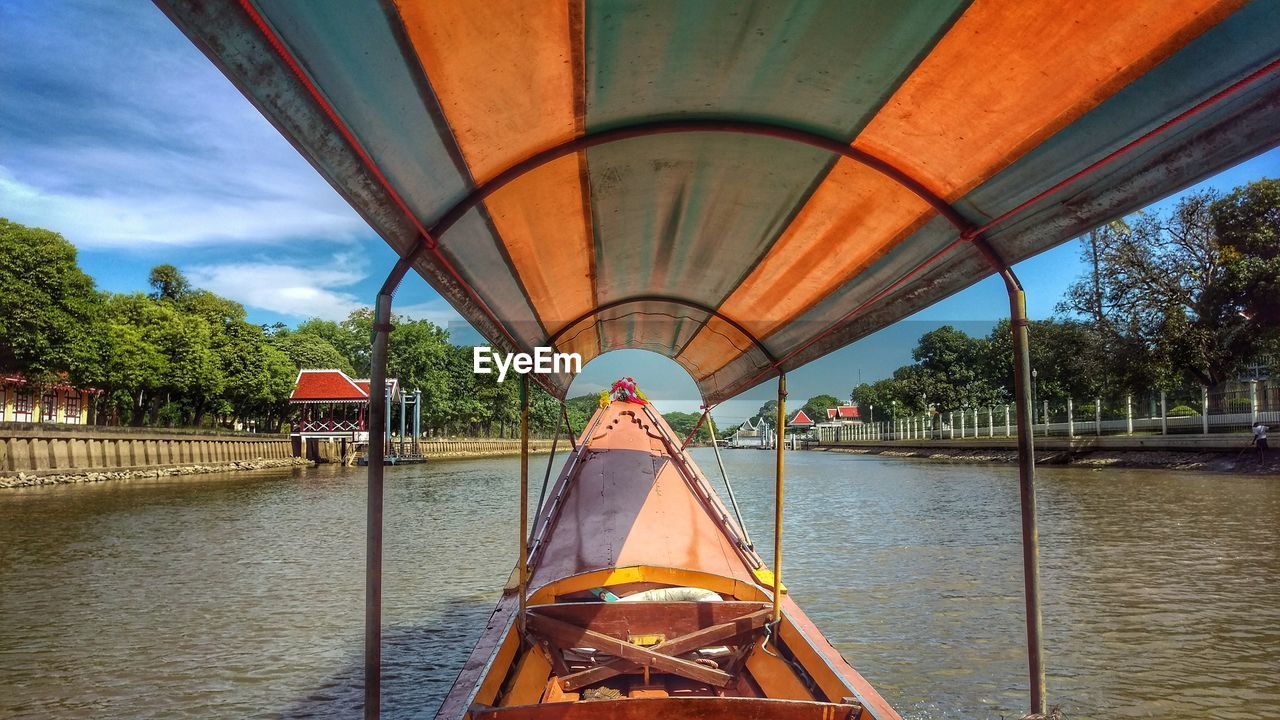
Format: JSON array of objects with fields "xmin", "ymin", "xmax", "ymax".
[
  {"xmin": 788, "ymin": 409, "xmax": 815, "ymax": 426},
  {"xmin": 836, "ymin": 405, "xmax": 860, "ymax": 419},
  {"xmin": 290, "ymin": 369, "xmax": 368, "ymax": 403},
  {"xmin": 353, "ymin": 378, "xmax": 399, "ymax": 398}
]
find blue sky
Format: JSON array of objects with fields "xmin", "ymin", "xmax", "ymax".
[{"xmin": 4, "ymin": 0, "xmax": 1278, "ymax": 423}]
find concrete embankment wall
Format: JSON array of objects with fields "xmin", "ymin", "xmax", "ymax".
[
  {"xmin": 1, "ymin": 426, "xmax": 292, "ymax": 476},
  {"xmin": 419, "ymin": 439, "xmax": 553, "ymax": 458}
]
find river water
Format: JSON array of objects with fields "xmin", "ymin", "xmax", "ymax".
[{"xmin": 1, "ymin": 449, "xmax": 1277, "ymax": 719}]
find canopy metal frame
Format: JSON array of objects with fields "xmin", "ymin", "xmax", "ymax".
[{"xmin": 362, "ymin": 164, "xmax": 1048, "ymax": 720}]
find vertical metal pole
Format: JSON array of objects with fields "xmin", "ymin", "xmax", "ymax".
[
  {"xmin": 1250, "ymin": 380, "xmax": 1259, "ymax": 424},
  {"xmin": 398, "ymin": 391, "xmax": 406, "ymax": 456},
  {"xmin": 414, "ymin": 390, "xmax": 422, "ymax": 455},
  {"xmin": 1160, "ymin": 391, "xmax": 1168, "ymax": 435},
  {"xmin": 1042, "ymin": 400, "xmax": 1049, "ymax": 437},
  {"xmin": 1005, "ymin": 404, "xmax": 1011, "ymax": 438},
  {"xmin": 1067, "ymin": 397, "xmax": 1074, "ymax": 438},
  {"xmin": 1201, "ymin": 386, "xmax": 1209, "ymax": 435},
  {"xmin": 518, "ymin": 375, "xmax": 530, "ymax": 634},
  {"xmin": 534, "ymin": 411, "xmax": 561, "ymax": 517},
  {"xmin": 1003, "ymin": 271, "xmax": 1046, "ymax": 716},
  {"xmin": 949, "ymin": 412, "xmax": 955, "ymax": 439},
  {"xmin": 365, "ymin": 291, "xmax": 392, "ymax": 720},
  {"xmin": 561, "ymin": 403, "xmax": 578, "ymax": 451},
  {"xmin": 707, "ymin": 412, "xmax": 753, "ymax": 550},
  {"xmin": 773, "ymin": 374, "xmax": 787, "ymax": 623},
  {"xmin": 1096, "ymin": 397, "xmax": 1102, "ymax": 437},
  {"xmin": 1126, "ymin": 394, "xmax": 1134, "ymax": 435}
]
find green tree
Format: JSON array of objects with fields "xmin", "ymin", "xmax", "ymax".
[
  {"xmin": 0, "ymin": 219, "xmax": 101, "ymax": 385},
  {"xmin": 1210, "ymin": 179, "xmax": 1280, "ymax": 352},
  {"xmin": 218, "ymin": 319, "xmax": 282, "ymax": 429},
  {"xmin": 984, "ymin": 319, "xmax": 1120, "ymax": 405},
  {"xmin": 663, "ymin": 410, "xmax": 716, "ymax": 443},
  {"xmin": 93, "ymin": 321, "xmax": 165, "ymax": 424},
  {"xmin": 1059, "ymin": 191, "xmax": 1250, "ymax": 387},
  {"xmin": 273, "ymin": 332, "xmax": 355, "ymax": 375},
  {"xmin": 910, "ymin": 326, "xmax": 1001, "ymax": 409},
  {"xmin": 564, "ymin": 393, "xmax": 600, "ymax": 431},
  {"xmin": 147, "ymin": 264, "xmax": 191, "ymax": 302},
  {"xmin": 851, "ymin": 380, "xmax": 896, "ymax": 420},
  {"xmin": 295, "ymin": 313, "xmax": 370, "ymax": 375},
  {"xmin": 751, "ymin": 399, "xmax": 779, "ymax": 426},
  {"xmin": 800, "ymin": 394, "xmax": 840, "ymax": 424}
]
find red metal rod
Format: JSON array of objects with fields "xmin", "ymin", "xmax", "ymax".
[
  {"xmin": 972, "ymin": 55, "xmax": 1280, "ymax": 239},
  {"xmin": 679, "ymin": 407, "xmax": 711, "ymax": 450}
]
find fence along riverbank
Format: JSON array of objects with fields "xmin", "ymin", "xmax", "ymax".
[{"xmin": 814, "ymin": 381, "xmax": 1278, "ymax": 444}]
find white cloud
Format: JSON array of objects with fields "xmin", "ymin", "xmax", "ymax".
[
  {"xmin": 0, "ymin": 2, "xmax": 368, "ymax": 249},
  {"xmin": 0, "ymin": 166, "xmax": 364, "ymax": 248},
  {"xmin": 186, "ymin": 256, "xmax": 368, "ymax": 321}
]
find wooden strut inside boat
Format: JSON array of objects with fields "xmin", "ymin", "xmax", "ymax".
[{"xmin": 435, "ymin": 399, "xmax": 896, "ymax": 720}]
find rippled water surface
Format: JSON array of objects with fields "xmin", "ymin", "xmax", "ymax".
[{"xmin": 1, "ymin": 450, "xmax": 1277, "ymax": 719}]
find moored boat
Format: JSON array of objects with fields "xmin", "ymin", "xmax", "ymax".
[{"xmin": 436, "ymin": 399, "xmax": 896, "ymax": 719}]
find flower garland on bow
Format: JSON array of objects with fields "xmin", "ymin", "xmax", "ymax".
[{"xmin": 599, "ymin": 376, "xmax": 648, "ymax": 408}]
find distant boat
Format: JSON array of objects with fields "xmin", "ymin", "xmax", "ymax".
[{"xmin": 436, "ymin": 400, "xmax": 896, "ymax": 719}]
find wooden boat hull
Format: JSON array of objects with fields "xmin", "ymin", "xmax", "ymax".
[{"xmin": 435, "ymin": 403, "xmax": 900, "ymax": 720}]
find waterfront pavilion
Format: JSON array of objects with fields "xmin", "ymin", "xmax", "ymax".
[{"xmin": 289, "ymin": 369, "xmax": 398, "ymax": 442}]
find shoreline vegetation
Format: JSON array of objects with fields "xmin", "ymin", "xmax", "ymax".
[{"xmin": 818, "ymin": 445, "xmax": 1279, "ymax": 475}]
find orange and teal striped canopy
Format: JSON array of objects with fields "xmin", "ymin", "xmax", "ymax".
[{"xmin": 157, "ymin": 0, "xmax": 1280, "ymax": 403}]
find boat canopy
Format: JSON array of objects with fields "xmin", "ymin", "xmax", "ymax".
[{"xmin": 157, "ymin": 0, "xmax": 1280, "ymax": 404}]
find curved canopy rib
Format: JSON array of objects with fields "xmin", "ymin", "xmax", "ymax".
[{"xmin": 545, "ymin": 294, "xmax": 779, "ymax": 365}]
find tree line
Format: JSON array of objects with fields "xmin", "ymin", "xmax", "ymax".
[
  {"xmin": 847, "ymin": 179, "xmax": 1279, "ymax": 418},
  {"xmin": 722, "ymin": 180, "xmax": 1278, "ymax": 427},
  {"xmin": 0, "ymin": 219, "xmax": 596, "ymax": 435},
  {"xmin": 3, "ymin": 178, "xmax": 1275, "ymax": 435},
  {"xmin": 0, "ymin": 218, "xmax": 705, "ymax": 438}
]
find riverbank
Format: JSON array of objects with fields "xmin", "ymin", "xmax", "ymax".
[
  {"xmin": 816, "ymin": 445, "xmax": 1280, "ymax": 474},
  {"xmin": 0, "ymin": 456, "xmax": 311, "ymax": 489}
]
